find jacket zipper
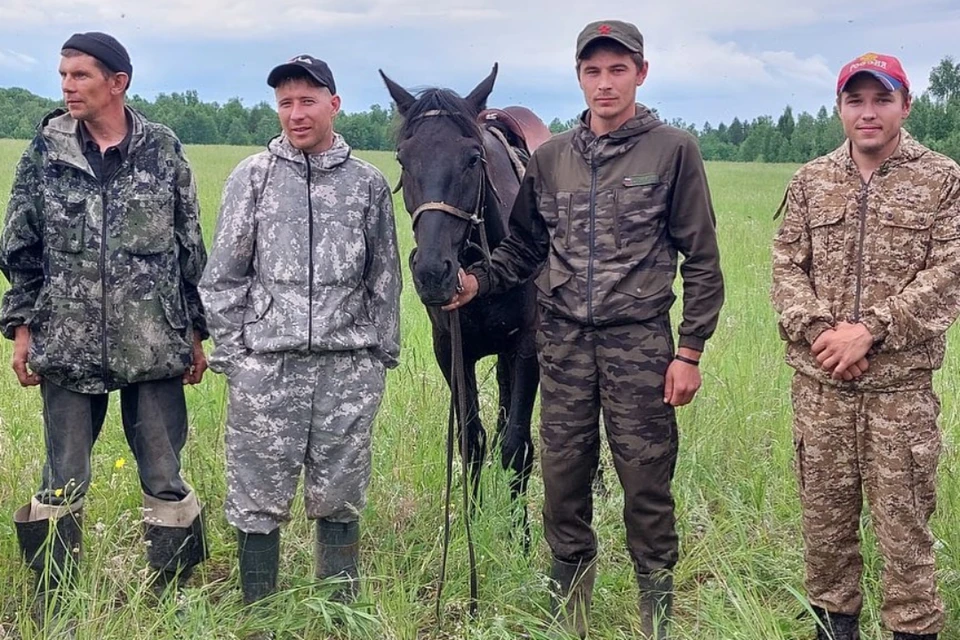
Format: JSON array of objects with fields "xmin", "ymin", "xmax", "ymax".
[
  {"xmin": 852, "ymin": 177, "xmax": 871, "ymax": 322},
  {"xmin": 586, "ymin": 154, "xmax": 599, "ymax": 325},
  {"xmin": 304, "ymin": 153, "xmax": 315, "ymax": 349},
  {"xmin": 99, "ymin": 184, "xmax": 109, "ymax": 382}
]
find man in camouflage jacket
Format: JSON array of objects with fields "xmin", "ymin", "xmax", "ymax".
[
  {"xmin": 0, "ymin": 33, "xmax": 209, "ymax": 616},
  {"xmin": 445, "ymin": 21, "xmax": 724, "ymax": 639},
  {"xmin": 199, "ymin": 55, "xmax": 400, "ymax": 610},
  {"xmin": 772, "ymin": 53, "xmax": 960, "ymax": 640}
]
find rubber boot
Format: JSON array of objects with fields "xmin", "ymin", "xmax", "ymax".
[
  {"xmin": 14, "ymin": 499, "xmax": 83, "ymax": 635},
  {"xmin": 315, "ymin": 519, "xmax": 360, "ymax": 603},
  {"xmin": 548, "ymin": 556, "xmax": 596, "ymax": 639},
  {"xmin": 812, "ymin": 606, "xmax": 860, "ymax": 640},
  {"xmin": 638, "ymin": 572, "xmax": 673, "ymax": 640},
  {"xmin": 893, "ymin": 634, "xmax": 937, "ymax": 640},
  {"xmin": 238, "ymin": 528, "xmax": 280, "ymax": 640},
  {"xmin": 145, "ymin": 510, "xmax": 207, "ymax": 597}
]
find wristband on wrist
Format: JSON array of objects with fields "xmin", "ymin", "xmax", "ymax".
[{"xmin": 674, "ymin": 354, "xmax": 700, "ymax": 366}]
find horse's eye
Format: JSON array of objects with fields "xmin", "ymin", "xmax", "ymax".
[{"xmin": 468, "ymin": 155, "xmax": 481, "ymax": 168}]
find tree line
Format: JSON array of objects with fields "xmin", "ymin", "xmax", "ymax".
[{"xmin": 1, "ymin": 56, "xmax": 958, "ymax": 163}]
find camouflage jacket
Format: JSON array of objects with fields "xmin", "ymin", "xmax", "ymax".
[
  {"xmin": 772, "ymin": 132, "xmax": 960, "ymax": 390},
  {"xmin": 0, "ymin": 108, "xmax": 208, "ymax": 394},
  {"xmin": 470, "ymin": 105, "xmax": 724, "ymax": 351},
  {"xmin": 199, "ymin": 133, "xmax": 401, "ymax": 375}
]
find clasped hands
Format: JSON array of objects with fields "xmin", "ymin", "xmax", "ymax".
[{"xmin": 810, "ymin": 321, "xmax": 875, "ymax": 381}]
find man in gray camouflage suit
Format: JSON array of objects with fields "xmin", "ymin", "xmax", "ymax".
[
  {"xmin": 0, "ymin": 32, "xmax": 209, "ymax": 620},
  {"xmin": 772, "ymin": 53, "xmax": 960, "ymax": 640},
  {"xmin": 200, "ymin": 55, "xmax": 400, "ymax": 613},
  {"xmin": 445, "ymin": 20, "xmax": 724, "ymax": 639}
]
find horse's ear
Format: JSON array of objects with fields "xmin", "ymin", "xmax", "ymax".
[
  {"xmin": 379, "ymin": 70, "xmax": 416, "ymax": 117},
  {"xmin": 465, "ymin": 63, "xmax": 498, "ymax": 113}
]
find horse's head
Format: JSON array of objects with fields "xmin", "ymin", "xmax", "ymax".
[{"xmin": 380, "ymin": 65, "xmax": 498, "ymax": 307}]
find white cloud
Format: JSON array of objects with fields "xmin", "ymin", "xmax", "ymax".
[{"xmin": 0, "ymin": 49, "xmax": 38, "ymax": 70}]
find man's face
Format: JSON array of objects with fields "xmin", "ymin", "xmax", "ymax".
[
  {"xmin": 838, "ymin": 74, "xmax": 911, "ymax": 159},
  {"xmin": 275, "ymin": 78, "xmax": 341, "ymax": 155},
  {"xmin": 59, "ymin": 54, "xmax": 121, "ymax": 121},
  {"xmin": 577, "ymin": 48, "xmax": 647, "ymax": 129}
]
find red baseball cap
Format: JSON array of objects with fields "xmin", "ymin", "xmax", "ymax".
[{"xmin": 837, "ymin": 53, "xmax": 910, "ymax": 94}]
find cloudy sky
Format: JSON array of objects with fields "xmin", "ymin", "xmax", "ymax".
[{"xmin": 1, "ymin": 0, "xmax": 958, "ymax": 128}]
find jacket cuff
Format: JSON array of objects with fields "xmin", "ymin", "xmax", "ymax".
[
  {"xmin": 859, "ymin": 312, "xmax": 888, "ymax": 347},
  {"xmin": 677, "ymin": 335, "xmax": 706, "ymax": 352},
  {"xmin": 469, "ymin": 266, "xmax": 491, "ymax": 298},
  {"xmin": 804, "ymin": 321, "xmax": 834, "ymax": 346}
]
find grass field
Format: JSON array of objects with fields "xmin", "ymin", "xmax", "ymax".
[{"xmin": 0, "ymin": 137, "xmax": 957, "ymax": 640}]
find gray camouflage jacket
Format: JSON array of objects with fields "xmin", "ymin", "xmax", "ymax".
[
  {"xmin": 199, "ymin": 133, "xmax": 401, "ymax": 375},
  {"xmin": 0, "ymin": 108, "xmax": 208, "ymax": 394}
]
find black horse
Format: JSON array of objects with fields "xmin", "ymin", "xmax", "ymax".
[{"xmin": 380, "ymin": 65, "xmax": 539, "ymax": 535}]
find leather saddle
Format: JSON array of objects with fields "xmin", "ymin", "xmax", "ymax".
[{"xmin": 477, "ymin": 106, "xmax": 552, "ymax": 155}]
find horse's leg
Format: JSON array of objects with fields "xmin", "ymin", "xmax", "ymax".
[
  {"xmin": 493, "ymin": 357, "xmax": 512, "ymax": 454},
  {"xmin": 432, "ymin": 333, "xmax": 486, "ymax": 512},
  {"xmin": 500, "ymin": 335, "xmax": 538, "ymax": 551}
]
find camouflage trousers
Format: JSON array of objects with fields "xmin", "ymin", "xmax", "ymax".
[
  {"xmin": 791, "ymin": 373, "xmax": 943, "ymax": 635},
  {"xmin": 224, "ymin": 349, "xmax": 386, "ymax": 534},
  {"xmin": 537, "ymin": 311, "xmax": 679, "ymax": 573}
]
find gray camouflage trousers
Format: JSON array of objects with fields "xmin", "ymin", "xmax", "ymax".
[
  {"xmin": 792, "ymin": 373, "xmax": 943, "ymax": 635},
  {"xmin": 538, "ymin": 311, "xmax": 679, "ymax": 575},
  {"xmin": 224, "ymin": 349, "xmax": 386, "ymax": 534}
]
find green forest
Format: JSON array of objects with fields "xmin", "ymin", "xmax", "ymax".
[{"xmin": 2, "ymin": 56, "xmax": 959, "ymax": 163}]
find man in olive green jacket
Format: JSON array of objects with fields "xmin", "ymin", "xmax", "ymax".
[{"xmin": 446, "ymin": 19, "xmax": 724, "ymax": 639}]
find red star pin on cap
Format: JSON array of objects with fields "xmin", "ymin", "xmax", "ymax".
[{"xmin": 598, "ymin": 24, "xmax": 612, "ymax": 34}]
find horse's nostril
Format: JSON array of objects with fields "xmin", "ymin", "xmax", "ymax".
[{"xmin": 443, "ymin": 259, "xmax": 456, "ymax": 278}]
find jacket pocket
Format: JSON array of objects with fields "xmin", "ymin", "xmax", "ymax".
[
  {"xmin": 122, "ymin": 194, "xmax": 175, "ymax": 255},
  {"xmin": 533, "ymin": 264, "xmax": 573, "ymax": 297},
  {"xmin": 45, "ymin": 194, "xmax": 86, "ymax": 253},
  {"xmin": 876, "ymin": 202, "xmax": 934, "ymax": 271},
  {"xmin": 243, "ymin": 288, "xmax": 274, "ymax": 325},
  {"xmin": 807, "ymin": 205, "xmax": 845, "ymax": 271},
  {"xmin": 616, "ymin": 180, "xmax": 667, "ymax": 248},
  {"xmin": 160, "ymin": 287, "xmax": 188, "ymax": 331}
]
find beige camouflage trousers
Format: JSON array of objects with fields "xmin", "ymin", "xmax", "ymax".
[
  {"xmin": 224, "ymin": 350, "xmax": 386, "ymax": 534},
  {"xmin": 791, "ymin": 373, "xmax": 943, "ymax": 635}
]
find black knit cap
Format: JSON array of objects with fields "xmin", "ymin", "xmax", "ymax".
[{"xmin": 61, "ymin": 32, "xmax": 133, "ymax": 81}]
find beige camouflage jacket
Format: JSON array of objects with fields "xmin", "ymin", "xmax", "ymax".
[{"xmin": 772, "ymin": 132, "xmax": 960, "ymax": 390}]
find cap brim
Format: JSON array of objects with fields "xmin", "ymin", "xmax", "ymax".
[
  {"xmin": 840, "ymin": 69, "xmax": 903, "ymax": 93},
  {"xmin": 267, "ymin": 63, "xmax": 318, "ymax": 88},
  {"xmin": 577, "ymin": 35, "xmax": 642, "ymax": 59}
]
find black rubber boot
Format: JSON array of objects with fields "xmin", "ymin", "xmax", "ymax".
[
  {"xmin": 638, "ymin": 572, "xmax": 673, "ymax": 639},
  {"xmin": 14, "ymin": 501, "xmax": 82, "ymax": 634},
  {"xmin": 145, "ymin": 509, "xmax": 208, "ymax": 597},
  {"xmin": 238, "ymin": 528, "xmax": 280, "ymax": 605},
  {"xmin": 812, "ymin": 606, "xmax": 860, "ymax": 640},
  {"xmin": 893, "ymin": 634, "xmax": 937, "ymax": 640},
  {"xmin": 315, "ymin": 519, "xmax": 360, "ymax": 603},
  {"xmin": 548, "ymin": 556, "xmax": 596, "ymax": 639}
]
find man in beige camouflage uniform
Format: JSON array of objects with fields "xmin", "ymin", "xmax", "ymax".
[
  {"xmin": 200, "ymin": 55, "xmax": 400, "ymax": 618},
  {"xmin": 446, "ymin": 20, "xmax": 724, "ymax": 639},
  {"xmin": 772, "ymin": 53, "xmax": 960, "ymax": 640}
]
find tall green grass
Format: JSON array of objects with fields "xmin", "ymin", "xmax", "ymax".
[{"xmin": 0, "ymin": 138, "xmax": 957, "ymax": 639}]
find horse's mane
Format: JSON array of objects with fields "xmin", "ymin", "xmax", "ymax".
[{"xmin": 396, "ymin": 88, "xmax": 482, "ymax": 142}]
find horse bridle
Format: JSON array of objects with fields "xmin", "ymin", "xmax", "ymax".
[{"xmin": 402, "ymin": 109, "xmax": 492, "ymax": 264}]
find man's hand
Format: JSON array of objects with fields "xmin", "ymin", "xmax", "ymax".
[
  {"xmin": 182, "ymin": 333, "xmax": 208, "ymax": 385},
  {"xmin": 811, "ymin": 322, "xmax": 874, "ymax": 380},
  {"xmin": 664, "ymin": 348, "xmax": 702, "ymax": 407},
  {"xmin": 11, "ymin": 325, "xmax": 40, "ymax": 387},
  {"xmin": 837, "ymin": 357, "xmax": 870, "ymax": 381},
  {"xmin": 441, "ymin": 269, "xmax": 479, "ymax": 311}
]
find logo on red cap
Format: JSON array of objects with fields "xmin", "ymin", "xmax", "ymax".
[
  {"xmin": 837, "ymin": 52, "xmax": 910, "ymax": 94},
  {"xmin": 598, "ymin": 24, "xmax": 612, "ymax": 35}
]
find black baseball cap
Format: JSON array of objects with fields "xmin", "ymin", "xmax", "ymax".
[{"xmin": 267, "ymin": 55, "xmax": 336, "ymax": 93}]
